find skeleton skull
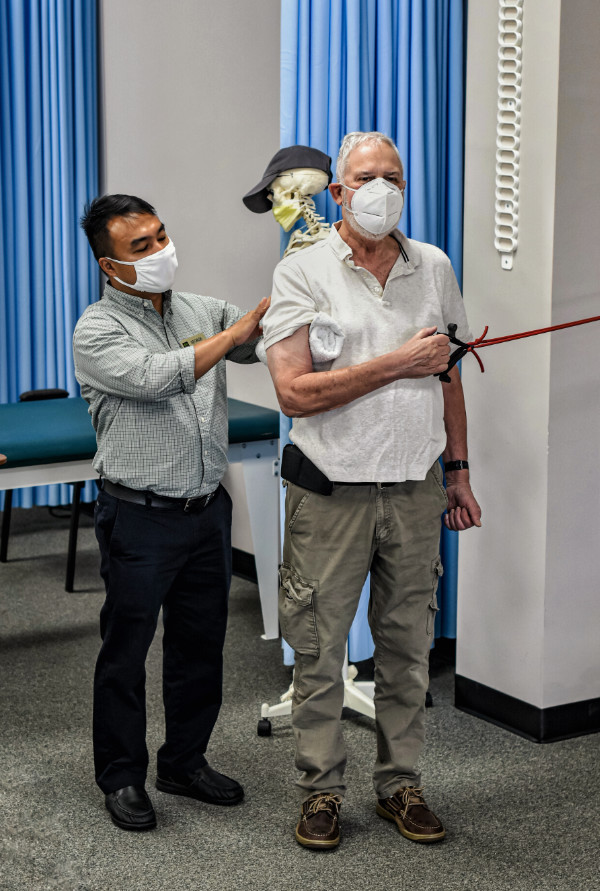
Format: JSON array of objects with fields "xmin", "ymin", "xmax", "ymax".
[{"xmin": 268, "ymin": 167, "xmax": 330, "ymax": 231}]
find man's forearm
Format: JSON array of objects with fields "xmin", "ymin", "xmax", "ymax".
[
  {"xmin": 441, "ymin": 365, "xmax": 482, "ymax": 528},
  {"xmin": 193, "ymin": 330, "xmax": 235, "ymax": 379},
  {"xmin": 273, "ymin": 354, "xmax": 401, "ymax": 417},
  {"xmin": 267, "ymin": 325, "xmax": 450, "ymax": 417},
  {"xmin": 441, "ymin": 366, "xmax": 470, "ymax": 480}
]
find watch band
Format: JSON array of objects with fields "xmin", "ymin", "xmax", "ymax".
[{"xmin": 444, "ymin": 460, "xmax": 469, "ymax": 472}]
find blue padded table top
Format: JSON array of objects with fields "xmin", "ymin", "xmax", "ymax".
[
  {"xmin": 227, "ymin": 398, "xmax": 279, "ymax": 444},
  {"xmin": 0, "ymin": 397, "xmax": 279, "ymax": 468},
  {"xmin": 0, "ymin": 398, "xmax": 96, "ymax": 468}
]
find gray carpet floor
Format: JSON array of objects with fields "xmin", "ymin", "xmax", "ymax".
[{"xmin": 0, "ymin": 506, "xmax": 599, "ymax": 891}]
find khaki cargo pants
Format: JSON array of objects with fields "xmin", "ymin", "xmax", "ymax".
[{"xmin": 279, "ymin": 461, "xmax": 447, "ymax": 802}]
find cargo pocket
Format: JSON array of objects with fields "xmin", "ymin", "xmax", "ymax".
[
  {"xmin": 278, "ymin": 562, "xmax": 319, "ymax": 656},
  {"xmin": 430, "ymin": 460, "xmax": 449, "ymax": 508},
  {"xmin": 287, "ymin": 486, "xmax": 311, "ymax": 533},
  {"xmin": 427, "ymin": 556, "xmax": 443, "ymax": 637}
]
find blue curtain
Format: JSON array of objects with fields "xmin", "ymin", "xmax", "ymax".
[
  {"xmin": 0, "ymin": 0, "xmax": 99, "ymax": 508},
  {"xmin": 280, "ymin": 0, "xmax": 466, "ymax": 654}
]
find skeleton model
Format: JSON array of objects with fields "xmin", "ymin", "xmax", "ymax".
[
  {"xmin": 244, "ymin": 148, "xmax": 346, "ymax": 366},
  {"xmin": 268, "ymin": 167, "xmax": 330, "ymax": 256},
  {"xmin": 242, "ymin": 145, "xmax": 332, "ymax": 257}
]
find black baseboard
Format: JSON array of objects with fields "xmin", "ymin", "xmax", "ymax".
[
  {"xmin": 232, "ymin": 548, "xmax": 257, "ymax": 583},
  {"xmin": 455, "ymin": 674, "xmax": 600, "ymax": 743}
]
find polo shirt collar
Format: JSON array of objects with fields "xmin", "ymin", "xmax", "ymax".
[
  {"xmin": 327, "ymin": 222, "xmax": 421, "ymax": 274},
  {"xmin": 102, "ymin": 283, "xmax": 174, "ymax": 316}
]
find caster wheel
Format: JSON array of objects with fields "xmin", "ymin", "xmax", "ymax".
[
  {"xmin": 257, "ymin": 718, "xmax": 272, "ymax": 737},
  {"xmin": 425, "ymin": 690, "xmax": 433, "ymax": 708}
]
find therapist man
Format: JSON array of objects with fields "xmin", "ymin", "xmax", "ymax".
[
  {"xmin": 73, "ymin": 194, "xmax": 268, "ymax": 831},
  {"xmin": 262, "ymin": 132, "xmax": 481, "ymax": 849}
]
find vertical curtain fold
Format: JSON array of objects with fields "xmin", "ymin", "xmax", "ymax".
[
  {"xmin": 280, "ymin": 0, "xmax": 465, "ymax": 648},
  {"xmin": 0, "ymin": 0, "xmax": 99, "ymax": 508}
]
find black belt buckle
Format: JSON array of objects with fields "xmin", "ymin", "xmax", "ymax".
[
  {"xmin": 183, "ymin": 495, "xmax": 205, "ymax": 512},
  {"xmin": 281, "ymin": 444, "xmax": 333, "ymax": 496},
  {"xmin": 184, "ymin": 490, "xmax": 215, "ymax": 512}
]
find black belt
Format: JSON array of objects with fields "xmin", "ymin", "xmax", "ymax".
[
  {"xmin": 333, "ymin": 481, "xmax": 397, "ymax": 487},
  {"xmin": 281, "ymin": 444, "xmax": 399, "ymax": 495},
  {"xmin": 102, "ymin": 479, "xmax": 218, "ymax": 512}
]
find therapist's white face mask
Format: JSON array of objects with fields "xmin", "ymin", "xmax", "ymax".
[
  {"xmin": 106, "ymin": 238, "xmax": 178, "ymax": 293},
  {"xmin": 343, "ymin": 178, "xmax": 404, "ymax": 239}
]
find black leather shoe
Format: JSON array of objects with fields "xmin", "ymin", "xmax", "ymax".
[
  {"xmin": 156, "ymin": 764, "xmax": 244, "ymax": 806},
  {"xmin": 105, "ymin": 785, "xmax": 157, "ymax": 831}
]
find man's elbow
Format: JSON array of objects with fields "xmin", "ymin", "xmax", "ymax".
[
  {"xmin": 276, "ymin": 391, "xmax": 328, "ymax": 419},
  {"xmin": 276, "ymin": 393, "xmax": 303, "ymax": 418},
  {"xmin": 274, "ymin": 384, "xmax": 308, "ymax": 418}
]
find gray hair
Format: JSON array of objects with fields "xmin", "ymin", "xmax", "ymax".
[{"xmin": 335, "ymin": 132, "xmax": 403, "ymax": 182}]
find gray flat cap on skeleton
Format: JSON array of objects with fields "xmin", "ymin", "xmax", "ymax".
[{"xmin": 242, "ymin": 145, "xmax": 332, "ymax": 213}]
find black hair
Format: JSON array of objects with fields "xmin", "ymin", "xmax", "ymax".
[{"xmin": 80, "ymin": 194, "xmax": 157, "ymax": 260}]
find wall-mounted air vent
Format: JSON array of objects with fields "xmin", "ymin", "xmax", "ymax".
[{"xmin": 495, "ymin": 0, "xmax": 523, "ymax": 270}]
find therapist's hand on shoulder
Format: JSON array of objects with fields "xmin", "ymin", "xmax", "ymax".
[
  {"xmin": 229, "ymin": 297, "xmax": 271, "ymax": 346},
  {"xmin": 192, "ymin": 297, "xmax": 270, "ymax": 380}
]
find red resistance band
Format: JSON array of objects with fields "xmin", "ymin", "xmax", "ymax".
[{"xmin": 458, "ymin": 315, "xmax": 600, "ymax": 374}]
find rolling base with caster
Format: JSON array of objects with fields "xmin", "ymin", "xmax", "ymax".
[
  {"xmin": 257, "ymin": 647, "xmax": 434, "ymax": 736},
  {"xmin": 257, "ymin": 657, "xmax": 378, "ymax": 736},
  {"xmin": 258, "ymin": 678, "xmax": 293, "ymax": 736}
]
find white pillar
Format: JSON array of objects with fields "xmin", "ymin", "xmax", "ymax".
[{"xmin": 458, "ymin": 0, "xmax": 600, "ymax": 740}]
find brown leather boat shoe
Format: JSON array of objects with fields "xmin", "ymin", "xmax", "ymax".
[
  {"xmin": 295, "ymin": 792, "xmax": 342, "ymax": 849},
  {"xmin": 376, "ymin": 786, "xmax": 445, "ymax": 843}
]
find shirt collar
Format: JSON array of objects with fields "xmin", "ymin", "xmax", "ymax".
[
  {"xmin": 102, "ymin": 283, "xmax": 173, "ymax": 316},
  {"xmin": 327, "ymin": 222, "xmax": 421, "ymax": 274}
]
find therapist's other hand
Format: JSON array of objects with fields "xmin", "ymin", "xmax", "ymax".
[{"xmin": 229, "ymin": 297, "xmax": 270, "ymax": 346}]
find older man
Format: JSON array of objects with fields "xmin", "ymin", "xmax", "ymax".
[
  {"xmin": 73, "ymin": 194, "xmax": 268, "ymax": 830},
  {"xmin": 262, "ymin": 132, "xmax": 481, "ymax": 849}
]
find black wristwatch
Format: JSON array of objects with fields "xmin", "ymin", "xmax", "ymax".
[{"xmin": 444, "ymin": 460, "xmax": 469, "ymax": 472}]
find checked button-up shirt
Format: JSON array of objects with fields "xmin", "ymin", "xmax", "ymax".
[{"xmin": 73, "ymin": 283, "xmax": 258, "ymax": 498}]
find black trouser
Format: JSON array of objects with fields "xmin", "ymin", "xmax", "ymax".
[{"xmin": 93, "ymin": 485, "xmax": 232, "ymax": 794}]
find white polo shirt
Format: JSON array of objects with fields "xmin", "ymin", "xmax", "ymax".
[{"xmin": 262, "ymin": 224, "xmax": 471, "ymax": 482}]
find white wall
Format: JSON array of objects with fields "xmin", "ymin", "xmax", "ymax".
[
  {"xmin": 544, "ymin": 0, "xmax": 600, "ymax": 706},
  {"xmin": 459, "ymin": 0, "xmax": 600, "ymax": 709},
  {"xmin": 99, "ymin": 0, "xmax": 281, "ymax": 553}
]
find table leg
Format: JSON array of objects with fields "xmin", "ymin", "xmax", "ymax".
[
  {"xmin": 229, "ymin": 441, "xmax": 280, "ymax": 640},
  {"xmin": 1, "ymin": 489, "xmax": 13, "ymax": 562},
  {"xmin": 65, "ymin": 481, "xmax": 84, "ymax": 592}
]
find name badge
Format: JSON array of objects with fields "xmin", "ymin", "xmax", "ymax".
[{"xmin": 180, "ymin": 332, "xmax": 206, "ymax": 347}]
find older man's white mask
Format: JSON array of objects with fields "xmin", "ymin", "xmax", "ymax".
[{"xmin": 343, "ymin": 178, "xmax": 404, "ymax": 237}]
